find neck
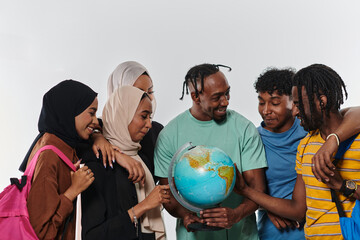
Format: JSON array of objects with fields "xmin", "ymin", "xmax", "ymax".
[
  {"xmin": 319, "ymin": 111, "xmax": 343, "ymax": 139},
  {"xmin": 189, "ymin": 105, "xmax": 212, "ymax": 121}
]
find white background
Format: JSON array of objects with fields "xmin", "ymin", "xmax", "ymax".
[{"xmin": 1, "ymin": 1, "xmax": 359, "ymax": 239}]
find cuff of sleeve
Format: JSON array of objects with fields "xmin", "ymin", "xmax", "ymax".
[{"xmin": 58, "ymin": 194, "xmax": 74, "ymax": 218}]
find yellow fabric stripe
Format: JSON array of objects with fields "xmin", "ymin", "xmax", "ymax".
[{"xmin": 296, "ymin": 131, "xmax": 360, "ymax": 239}]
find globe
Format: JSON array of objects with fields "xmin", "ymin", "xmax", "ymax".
[{"xmin": 168, "ymin": 143, "xmax": 236, "ymax": 213}]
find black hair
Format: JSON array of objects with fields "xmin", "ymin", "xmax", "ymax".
[
  {"xmin": 254, "ymin": 68, "xmax": 295, "ymax": 96},
  {"xmin": 292, "ymin": 64, "xmax": 347, "ymax": 121},
  {"xmin": 141, "ymin": 92, "xmax": 150, "ymax": 100},
  {"xmin": 142, "ymin": 71, "xmax": 149, "ymax": 76},
  {"xmin": 180, "ymin": 63, "xmax": 232, "ymax": 100}
]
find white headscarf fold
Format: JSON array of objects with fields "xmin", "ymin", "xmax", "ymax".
[
  {"xmin": 102, "ymin": 85, "xmax": 165, "ymax": 240},
  {"xmin": 107, "ymin": 61, "xmax": 149, "ymax": 97},
  {"xmin": 107, "ymin": 61, "xmax": 157, "ymax": 116}
]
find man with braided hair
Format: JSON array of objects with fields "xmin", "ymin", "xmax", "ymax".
[
  {"xmin": 155, "ymin": 63, "xmax": 267, "ymax": 240},
  {"xmin": 235, "ymin": 64, "xmax": 360, "ymax": 239}
]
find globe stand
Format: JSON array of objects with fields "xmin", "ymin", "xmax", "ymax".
[
  {"xmin": 187, "ymin": 223, "xmax": 223, "ymax": 232},
  {"xmin": 168, "ymin": 142, "xmax": 233, "ymax": 232}
]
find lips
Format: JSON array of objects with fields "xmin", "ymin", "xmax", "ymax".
[
  {"xmin": 264, "ymin": 118, "xmax": 276, "ymax": 125},
  {"xmin": 216, "ymin": 107, "xmax": 227, "ymax": 116},
  {"xmin": 87, "ymin": 126, "xmax": 94, "ymax": 134}
]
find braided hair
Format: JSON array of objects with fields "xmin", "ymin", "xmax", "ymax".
[
  {"xmin": 180, "ymin": 64, "xmax": 231, "ymax": 100},
  {"xmin": 292, "ymin": 64, "xmax": 347, "ymax": 122},
  {"xmin": 254, "ymin": 68, "xmax": 295, "ymax": 96}
]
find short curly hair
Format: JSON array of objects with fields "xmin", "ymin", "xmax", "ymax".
[{"xmin": 254, "ymin": 68, "xmax": 295, "ymax": 96}]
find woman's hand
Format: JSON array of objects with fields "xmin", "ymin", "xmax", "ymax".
[
  {"xmin": 91, "ymin": 132, "xmax": 120, "ymax": 168},
  {"xmin": 142, "ymin": 185, "xmax": 171, "ymax": 210},
  {"xmin": 64, "ymin": 166, "xmax": 94, "ymax": 201},
  {"xmin": 115, "ymin": 151, "xmax": 145, "ymax": 185}
]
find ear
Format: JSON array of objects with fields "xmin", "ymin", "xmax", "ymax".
[
  {"xmin": 319, "ymin": 95, "xmax": 327, "ymax": 111},
  {"xmin": 191, "ymin": 92, "xmax": 200, "ymax": 104}
]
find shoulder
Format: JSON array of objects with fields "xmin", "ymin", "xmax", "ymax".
[
  {"xmin": 297, "ymin": 132, "xmax": 315, "ymax": 149},
  {"xmin": 158, "ymin": 111, "xmax": 188, "ymax": 136},
  {"xmin": 166, "ymin": 110, "xmax": 189, "ymax": 126},
  {"xmin": 227, "ymin": 110, "xmax": 254, "ymax": 125},
  {"xmin": 226, "ymin": 110, "xmax": 258, "ymax": 134}
]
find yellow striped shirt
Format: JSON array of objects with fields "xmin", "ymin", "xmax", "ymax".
[{"xmin": 296, "ymin": 130, "xmax": 360, "ymax": 240}]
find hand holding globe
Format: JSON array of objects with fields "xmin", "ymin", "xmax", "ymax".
[{"xmin": 168, "ymin": 142, "xmax": 236, "ymax": 231}]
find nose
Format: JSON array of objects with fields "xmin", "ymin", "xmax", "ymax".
[
  {"xmin": 148, "ymin": 93, "xmax": 154, "ymax": 101},
  {"xmin": 262, "ymin": 103, "xmax": 271, "ymax": 115},
  {"xmin": 145, "ymin": 117, "xmax": 152, "ymax": 129},
  {"xmin": 92, "ymin": 115, "xmax": 99, "ymax": 125},
  {"xmin": 220, "ymin": 95, "xmax": 229, "ymax": 107}
]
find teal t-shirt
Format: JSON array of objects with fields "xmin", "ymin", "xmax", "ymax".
[{"xmin": 155, "ymin": 109, "xmax": 267, "ymax": 240}]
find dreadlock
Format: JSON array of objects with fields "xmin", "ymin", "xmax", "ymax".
[
  {"xmin": 292, "ymin": 64, "xmax": 348, "ymax": 123},
  {"xmin": 254, "ymin": 67, "xmax": 295, "ymax": 96},
  {"xmin": 180, "ymin": 64, "xmax": 232, "ymax": 100}
]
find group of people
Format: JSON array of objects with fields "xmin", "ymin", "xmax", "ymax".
[{"xmin": 18, "ymin": 61, "xmax": 360, "ymax": 240}]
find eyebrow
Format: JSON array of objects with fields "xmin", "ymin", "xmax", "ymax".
[
  {"xmin": 90, "ymin": 107, "xmax": 97, "ymax": 111},
  {"xmin": 211, "ymin": 87, "xmax": 230, "ymax": 97},
  {"xmin": 148, "ymin": 85, "xmax": 153, "ymax": 91},
  {"xmin": 257, "ymin": 95, "xmax": 281, "ymax": 100},
  {"xmin": 141, "ymin": 110, "xmax": 152, "ymax": 114}
]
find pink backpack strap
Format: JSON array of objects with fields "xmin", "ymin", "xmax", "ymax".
[{"xmin": 24, "ymin": 145, "xmax": 77, "ymax": 178}]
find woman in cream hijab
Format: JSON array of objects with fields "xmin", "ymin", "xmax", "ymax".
[
  {"xmin": 105, "ymin": 61, "xmax": 163, "ymax": 180},
  {"xmin": 81, "ymin": 85, "xmax": 170, "ymax": 240}
]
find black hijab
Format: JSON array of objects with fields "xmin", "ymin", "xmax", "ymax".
[{"xmin": 19, "ymin": 80, "xmax": 97, "ymax": 172}]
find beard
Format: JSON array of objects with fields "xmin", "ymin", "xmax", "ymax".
[
  {"xmin": 214, "ymin": 114, "xmax": 227, "ymax": 124},
  {"xmin": 301, "ymin": 114, "xmax": 323, "ymax": 132}
]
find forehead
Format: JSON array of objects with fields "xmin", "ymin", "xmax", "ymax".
[
  {"xmin": 203, "ymin": 71, "xmax": 229, "ymax": 94},
  {"xmin": 292, "ymin": 86, "xmax": 308, "ymax": 101},
  {"xmin": 133, "ymin": 75, "xmax": 153, "ymax": 89},
  {"xmin": 258, "ymin": 90, "xmax": 287, "ymax": 99},
  {"xmin": 136, "ymin": 97, "xmax": 152, "ymax": 112},
  {"xmin": 88, "ymin": 97, "xmax": 98, "ymax": 108}
]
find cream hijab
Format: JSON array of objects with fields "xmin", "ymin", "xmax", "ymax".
[
  {"xmin": 107, "ymin": 61, "xmax": 157, "ymax": 115},
  {"xmin": 107, "ymin": 61, "xmax": 149, "ymax": 96},
  {"xmin": 102, "ymin": 85, "xmax": 165, "ymax": 240}
]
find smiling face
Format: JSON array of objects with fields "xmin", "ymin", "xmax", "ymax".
[
  {"xmin": 128, "ymin": 96, "xmax": 153, "ymax": 142},
  {"xmin": 258, "ymin": 90, "xmax": 294, "ymax": 133},
  {"xmin": 75, "ymin": 97, "xmax": 99, "ymax": 140},
  {"xmin": 133, "ymin": 74, "xmax": 154, "ymax": 100},
  {"xmin": 195, "ymin": 71, "xmax": 230, "ymax": 122},
  {"xmin": 292, "ymin": 86, "xmax": 322, "ymax": 132}
]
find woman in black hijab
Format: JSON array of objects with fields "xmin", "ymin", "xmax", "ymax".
[{"xmin": 24, "ymin": 80, "xmax": 97, "ymax": 240}]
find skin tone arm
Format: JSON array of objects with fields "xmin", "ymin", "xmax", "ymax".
[
  {"xmin": 127, "ymin": 185, "xmax": 171, "ymax": 222},
  {"xmin": 201, "ymin": 168, "xmax": 266, "ymax": 229},
  {"xmin": 234, "ymin": 167, "xmax": 307, "ymax": 222},
  {"xmin": 313, "ymin": 160, "xmax": 360, "ymax": 200},
  {"xmin": 91, "ymin": 132, "xmax": 146, "ymax": 184},
  {"xmin": 266, "ymin": 211, "xmax": 299, "ymax": 230},
  {"xmin": 114, "ymin": 151, "xmax": 145, "ymax": 185},
  {"xmin": 312, "ymin": 106, "xmax": 360, "ymax": 182},
  {"xmin": 91, "ymin": 131, "xmax": 119, "ymax": 167},
  {"xmin": 159, "ymin": 178, "xmax": 204, "ymax": 231}
]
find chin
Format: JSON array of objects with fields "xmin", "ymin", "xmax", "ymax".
[{"xmin": 214, "ymin": 115, "xmax": 227, "ymax": 123}]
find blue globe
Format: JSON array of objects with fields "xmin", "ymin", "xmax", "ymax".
[{"xmin": 173, "ymin": 145, "xmax": 236, "ymax": 209}]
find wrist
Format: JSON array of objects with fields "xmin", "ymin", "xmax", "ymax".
[
  {"xmin": 339, "ymin": 179, "xmax": 357, "ymax": 197},
  {"xmin": 64, "ymin": 188, "xmax": 77, "ymax": 201},
  {"xmin": 326, "ymin": 133, "xmax": 340, "ymax": 146}
]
